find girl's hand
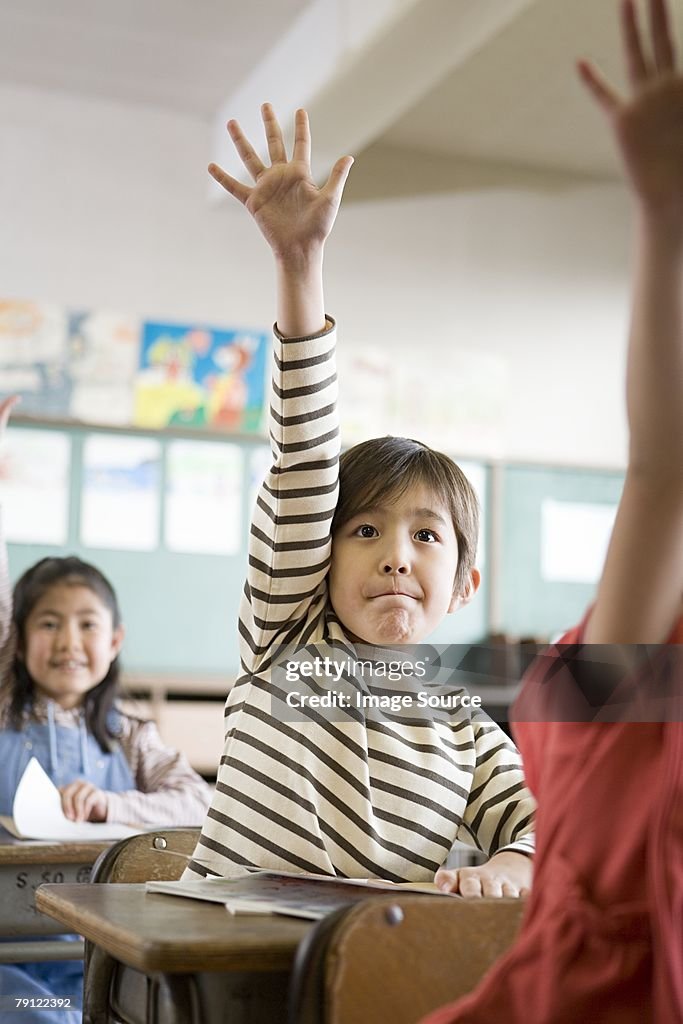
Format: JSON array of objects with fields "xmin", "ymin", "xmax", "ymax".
[
  {"xmin": 209, "ymin": 104, "xmax": 353, "ymax": 265},
  {"xmin": 0, "ymin": 395, "xmax": 20, "ymax": 441},
  {"xmin": 579, "ymin": 0, "xmax": 683, "ymax": 223},
  {"xmin": 59, "ymin": 780, "xmax": 109, "ymax": 822},
  {"xmin": 434, "ymin": 850, "xmax": 532, "ymax": 899}
]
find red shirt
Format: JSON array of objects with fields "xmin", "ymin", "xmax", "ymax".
[{"xmin": 421, "ymin": 618, "xmax": 683, "ymax": 1024}]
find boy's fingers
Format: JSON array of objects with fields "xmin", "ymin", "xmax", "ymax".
[
  {"xmin": 434, "ymin": 867, "xmax": 459, "ymax": 893},
  {"xmin": 650, "ymin": 0, "xmax": 676, "ymax": 71},
  {"xmin": 227, "ymin": 119, "xmax": 265, "ymax": 181},
  {"xmin": 208, "ymin": 163, "xmax": 250, "ymax": 205},
  {"xmin": 622, "ymin": 0, "xmax": 651, "ymax": 86},
  {"xmin": 292, "ymin": 108, "xmax": 311, "ymax": 166},
  {"xmin": 577, "ymin": 60, "xmax": 622, "ymax": 115},
  {"xmin": 458, "ymin": 873, "xmax": 483, "ymax": 899},
  {"xmin": 261, "ymin": 102, "xmax": 287, "ymax": 164},
  {"xmin": 323, "ymin": 156, "xmax": 354, "ymax": 205}
]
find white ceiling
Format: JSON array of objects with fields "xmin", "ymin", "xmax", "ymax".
[
  {"xmin": 2, "ymin": 0, "xmax": 682, "ymax": 187},
  {"xmin": 0, "ymin": 0, "xmax": 311, "ymax": 118}
]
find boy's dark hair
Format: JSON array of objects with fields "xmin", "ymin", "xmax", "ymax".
[
  {"xmin": 9, "ymin": 556, "xmax": 122, "ymax": 753},
  {"xmin": 332, "ymin": 436, "xmax": 480, "ymax": 594}
]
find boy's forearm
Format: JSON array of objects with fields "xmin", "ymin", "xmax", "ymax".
[
  {"xmin": 627, "ymin": 212, "xmax": 683, "ymax": 476},
  {"xmin": 275, "ymin": 250, "xmax": 327, "ymax": 338}
]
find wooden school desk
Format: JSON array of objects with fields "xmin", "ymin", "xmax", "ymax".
[
  {"xmin": 0, "ymin": 828, "xmax": 109, "ymax": 963},
  {"xmin": 35, "ymin": 882, "xmax": 527, "ymax": 1024},
  {"xmin": 36, "ymin": 882, "xmax": 310, "ymax": 1023}
]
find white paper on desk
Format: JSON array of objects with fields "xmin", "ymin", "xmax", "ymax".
[{"xmin": 6, "ymin": 757, "xmax": 138, "ymax": 841}]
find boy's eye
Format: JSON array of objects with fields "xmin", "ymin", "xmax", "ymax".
[
  {"xmin": 81, "ymin": 621, "xmax": 98, "ymax": 631},
  {"xmin": 355, "ymin": 524, "xmax": 378, "ymax": 538},
  {"xmin": 415, "ymin": 529, "xmax": 438, "ymax": 543}
]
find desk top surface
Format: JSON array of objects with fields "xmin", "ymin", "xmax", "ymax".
[
  {"xmin": 35, "ymin": 883, "xmax": 311, "ymax": 973},
  {"xmin": 0, "ymin": 832, "xmax": 110, "ymax": 865}
]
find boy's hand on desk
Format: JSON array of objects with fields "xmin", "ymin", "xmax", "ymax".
[
  {"xmin": 435, "ymin": 851, "xmax": 532, "ymax": 899},
  {"xmin": 59, "ymin": 780, "xmax": 108, "ymax": 822}
]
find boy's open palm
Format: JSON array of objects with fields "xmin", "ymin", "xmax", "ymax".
[
  {"xmin": 209, "ymin": 104, "xmax": 353, "ymax": 261},
  {"xmin": 580, "ymin": 0, "xmax": 683, "ymax": 219}
]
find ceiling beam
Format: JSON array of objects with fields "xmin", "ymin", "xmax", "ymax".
[{"xmin": 209, "ymin": 0, "xmax": 540, "ymax": 198}]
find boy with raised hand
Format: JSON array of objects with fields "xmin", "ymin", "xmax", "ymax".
[{"xmin": 184, "ymin": 104, "xmax": 535, "ymax": 893}]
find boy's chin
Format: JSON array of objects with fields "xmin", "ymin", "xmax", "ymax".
[{"xmin": 356, "ymin": 610, "xmax": 416, "ymax": 646}]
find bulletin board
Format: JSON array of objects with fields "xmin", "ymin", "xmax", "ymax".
[
  {"xmin": 3, "ymin": 423, "xmax": 268, "ymax": 677},
  {"xmin": 2, "ymin": 423, "xmax": 490, "ymax": 676}
]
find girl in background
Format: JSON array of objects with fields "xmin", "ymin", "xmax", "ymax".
[{"xmin": 0, "ymin": 396, "xmax": 213, "ymax": 1022}]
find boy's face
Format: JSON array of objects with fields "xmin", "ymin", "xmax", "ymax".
[
  {"xmin": 329, "ymin": 482, "xmax": 479, "ymax": 646},
  {"xmin": 21, "ymin": 583, "xmax": 124, "ymax": 709}
]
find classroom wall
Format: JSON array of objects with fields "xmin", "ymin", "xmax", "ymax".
[{"xmin": 2, "ymin": 82, "xmax": 632, "ymax": 470}]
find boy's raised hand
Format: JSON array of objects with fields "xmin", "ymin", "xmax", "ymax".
[
  {"xmin": 579, "ymin": 0, "xmax": 683, "ymax": 222},
  {"xmin": 209, "ymin": 104, "xmax": 353, "ymax": 262}
]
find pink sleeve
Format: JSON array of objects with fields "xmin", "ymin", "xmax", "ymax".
[{"xmin": 105, "ymin": 717, "xmax": 213, "ymax": 828}]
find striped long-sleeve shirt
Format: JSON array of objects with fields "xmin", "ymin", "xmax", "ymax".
[{"xmin": 185, "ymin": 319, "xmax": 535, "ymax": 882}]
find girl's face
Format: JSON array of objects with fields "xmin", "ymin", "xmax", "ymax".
[{"xmin": 21, "ymin": 583, "xmax": 124, "ymax": 709}]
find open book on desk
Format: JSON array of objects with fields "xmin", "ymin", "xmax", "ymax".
[
  {"xmin": 146, "ymin": 869, "xmax": 458, "ymax": 921},
  {"xmin": 0, "ymin": 757, "xmax": 138, "ymax": 842}
]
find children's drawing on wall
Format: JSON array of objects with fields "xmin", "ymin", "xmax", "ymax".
[
  {"xmin": 0, "ymin": 299, "xmax": 71, "ymax": 418},
  {"xmin": 0, "ymin": 428, "xmax": 71, "ymax": 545},
  {"xmin": 68, "ymin": 310, "xmax": 139, "ymax": 425},
  {"xmin": 134, "ymin": 322, "xmax": 268, "ymax": 432},
  {"xmin": 80, "ymin": 435, "xmax": 161, "ymax": 551}
]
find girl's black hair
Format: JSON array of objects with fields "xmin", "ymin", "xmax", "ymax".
[{"xmin": 8, "ymin": 557, "xmax": 122, "ymax": 753}]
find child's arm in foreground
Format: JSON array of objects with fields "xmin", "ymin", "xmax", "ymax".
[
  {"xmin": 209, "ymin": 107, "xmax": 353, "ymax": 668},
  {"xmin": 0, "ymin": 396, "xmax": 20, "ymax": 682},
  {"xmin": 581, "ymin": 0, "xmax": 683, "ymax": 644}
]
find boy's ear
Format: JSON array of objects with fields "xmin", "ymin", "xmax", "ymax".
[
  {"xmin": 448, "ymin": 569, "xmax": 481, "ymax": 614},
  {"xmin": 110, "ymin": 624, "xmax": 125, "ymax": 661}
]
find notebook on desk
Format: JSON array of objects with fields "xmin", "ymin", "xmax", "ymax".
[{"xmin": 146, "ymin": 869, "xmax": 457, "ymax": 920}]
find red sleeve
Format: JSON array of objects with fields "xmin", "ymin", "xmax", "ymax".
[{"xmin": 510, "ymin": 617, "xmax": 587, "ymax": 797}]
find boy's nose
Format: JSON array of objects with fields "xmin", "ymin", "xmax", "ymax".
[{"xmin": 382, "ymin": 562, "xmax": 409, "ymax": 575}]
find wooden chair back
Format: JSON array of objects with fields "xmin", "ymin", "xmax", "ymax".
[{"xmin": 288, "ymin": 894, "xmax": 526, "ymax": 1024}]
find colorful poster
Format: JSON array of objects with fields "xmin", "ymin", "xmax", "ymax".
[
  {"xmin": 165, "ymin": 440, "xmax": 243, "ymax": 555},
  {"xmin": 0, "ymin": 299, "xmax": 71, "ymax": 418},
  {"xmin": 67, "ymin": 310, "xmax": 140, "ymax": 426},
  {"xmin": 0, "ymin": 428, "xmax": 71, "ymax": 544},
  {"xmin": 134, "ymin": 322, "xmax": 268, "ymax": 433},
  {"xmin": 80, "ymin": 436, "xmax": 161, "ymax": 551}
]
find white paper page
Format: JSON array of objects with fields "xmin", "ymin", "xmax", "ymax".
[{"xmin": 11, "ymin": 758, "xmax": 138, "ymax": 841}]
